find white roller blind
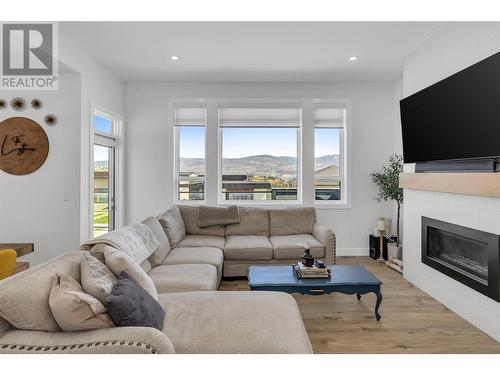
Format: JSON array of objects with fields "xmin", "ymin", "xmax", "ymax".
[
  {"xmin": 175, "ymin": 107, "xmax": 207, "ymax": 126},
  {"xmin": 219, "ymin": 107, "xmax": 301, "ymax": 127},
  {"xmin": 313, "ymin": 105, "xmax": 346, "ymax": 128}
]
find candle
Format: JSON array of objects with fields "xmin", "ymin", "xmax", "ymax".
[{"xmin": 377, "ymin": 217, "xmax": 386, "ymax": 231}]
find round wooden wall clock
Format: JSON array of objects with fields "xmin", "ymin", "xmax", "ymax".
[{"xmin": 0, "ymin": 117, "xmax": 49, "ymax": 176}]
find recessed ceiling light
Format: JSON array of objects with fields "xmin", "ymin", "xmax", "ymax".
[
  {"xmin": 170, "ymin": 55, "xmax": 179, "ymax": 61},
  {"xmin": 349, "ymin": 56, "xmax": 358, "ymax": 61}
]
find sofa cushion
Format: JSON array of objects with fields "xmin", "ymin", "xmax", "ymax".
[
  {"xmin": 162, "ymin": 247, "xmax": 224, "ymax": 274},
  {"xmin": 140, "ymin": 259, "xmax": 152, "ymax": 273},
  {"xmin": 159, "ymin": 291, "xmax": 313, "ymax": 354},
  {"xmin": 142, "ymin": 217, "xmax": 172, "ymax": 266},
  {"xmin": 81, "ymin": 253, "xmax": 118, "ymax": 304},
  {"xmin": 158, "ymin": 206, "xmax": 186, "ymax": 247},
  {"xmin": 49, "ymin": 273, "xmax": 114, "ymax": 332},
  {"xmin": 224, "ymin": 235, "xmax": 273, "ymax": 260},
  {"xmin": 148, "ymin": 264, "xmax": 218, "ymax": 293},
  {"xmin": 269, "ymin": 234, "xmax": 325, "ymax": 259},
  {"xmin": 198, "ymin": 205, "xmax": 240, "ymax": 227},
  {"xmin": 106, "ymin": 271, "xmax": 165, "ymax": 331},
  {"xmin": 177, "ymin": 205, "xmax": 225, "ymax": 236},
  {"xmin": 269, "ymin": 207, "xmax": 316, "ymax": 236},
  {"xmin": 0, "ymin": 251, "xmax": 83, "ymax": 332},
  {"xmin": 225, "ymin": 207, "xmax": 269, "ymax": 236},
  {"xmin": 104, "ymin": 246, "xmax": 158, "ymax": 301},
  {"xmin": 177, "ymin": 235, "xmax": 225, "ymax": 249}
]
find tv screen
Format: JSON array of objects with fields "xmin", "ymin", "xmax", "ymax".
[{"xmin": 400, "ymin": 52, "xmax": 500, "ymax": 164}]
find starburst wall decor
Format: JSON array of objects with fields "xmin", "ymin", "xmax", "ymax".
[
  {"xmin": 44, "ymin": 114, "xmax": 57, "ymax": 126},
  {"xmin": 31, "ymin": 99, "xmax": 42, "ymax": 110},
  {"xmin": 10, "ymin": 97, "xmax": 25, "ymax": 111}
]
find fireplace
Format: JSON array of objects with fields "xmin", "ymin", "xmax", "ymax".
[{"xmin": 422, "ymin": 217, "xmax": 500, "ymax": 301}]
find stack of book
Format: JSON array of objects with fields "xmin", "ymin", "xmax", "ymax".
[{"xmin": 292, "ymin": 262, "xmax": 331, "ymax": 279}]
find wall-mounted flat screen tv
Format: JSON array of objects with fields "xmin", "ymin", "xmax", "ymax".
[{"xmin": 400, "ymin": 51, "xmax": 500, "ymax": 164}]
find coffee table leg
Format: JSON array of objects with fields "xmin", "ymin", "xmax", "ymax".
[
  {"xmin": 374, "ymin": 289, "xmax": 382, "ymax": 321},
  {"xmin": 356, "ymin": 293, "xmax": 361, "ymax": 300}
]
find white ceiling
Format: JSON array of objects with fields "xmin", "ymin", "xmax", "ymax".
[{"xmin": 60, "ymin": 22, "xmax": 445, "ymax": 82}]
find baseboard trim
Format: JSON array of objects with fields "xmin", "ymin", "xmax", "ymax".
[{"xmin": 336, "ymin": 248, "xmax": 369, "ymax": 257}]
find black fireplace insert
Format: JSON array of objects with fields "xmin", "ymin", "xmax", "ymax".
[{"xmin": 422, "ymin": 217, "xmax": 500, "ymax": 301}]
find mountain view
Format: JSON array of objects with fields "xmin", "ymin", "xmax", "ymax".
[
  {"xmin": 94, "ymin": 160, "xmax": 109, "ymax": 171},
  {"xmin": 180, "ymin": 154, "xmax": 340, "ymax": 180}
]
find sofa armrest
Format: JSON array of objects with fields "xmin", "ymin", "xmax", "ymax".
[
  {"xmin": 0, "ymin": 326, "xmax": 175, "ymax": 354},
  {"xmin": 312, "ymin": 224, "xmax": 336, "ymax": 265}
]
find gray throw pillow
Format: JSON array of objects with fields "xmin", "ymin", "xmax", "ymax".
[{"xmin": 106, "ymin": 271, "xmax": 165, "ymax": 331}]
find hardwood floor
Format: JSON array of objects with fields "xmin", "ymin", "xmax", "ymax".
[{"xmin": 219, "ymin": 256, "xmax": 500, "ymax": 353}]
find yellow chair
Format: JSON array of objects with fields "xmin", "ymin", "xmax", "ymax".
[{"xmin": 0, "ymin": 249, "xmax": 17, "ymax": 280}]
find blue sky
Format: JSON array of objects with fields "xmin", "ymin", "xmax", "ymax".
[
  {"xmin": 179, "ymin": 127, "xmax": 339, "ymax": 158},
  {"xmin": 94, "ymin": 144, "xmax": 109, "ymax": 163},
  {"xmin": 93, "ymin": 114, "xmax": 113, "ymax": 133},
  {"xmin": 93, "ymin": 115, "xmax": 114, "ymax": 162}
]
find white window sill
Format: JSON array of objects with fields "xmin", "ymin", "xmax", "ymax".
[
  {"xmin": 314, "ymin": 203, "xmax": 352, "ymax": 210},
  {"xmin": 175, "ymin": 201, "xmax": 352, "ymax": 210},
  {"xmin": 175, "ymin": 200, "xmax": 207, "ymax": 205}
]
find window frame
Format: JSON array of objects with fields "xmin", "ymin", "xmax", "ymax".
[
  {"xmin": 88, "ymin": 105, "xmax": 124, "ymax": 239},
  {"xmin": 173, "ymin": 103, "xmax": 208, "ymax": 205},
  {"xmin": 313, "ymin": 127, "xmax": 344, "ymax": 204},
  {"xmin": 169, "ymin": 98, "xmax": 351, "ymax": 209},
  {"xmin": 312, "ymin": 100, "xmax": 351, "ymax": 209}
]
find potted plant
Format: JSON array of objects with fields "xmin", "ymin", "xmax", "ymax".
[{"xmin": 371, "ymin": 154, "xmax": 404, "ymax": 260}]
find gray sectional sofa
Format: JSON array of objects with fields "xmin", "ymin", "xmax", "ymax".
[
  {"xmin": 164, "ymin": 205, "xmax": 336, "ymax": 277},
  {"xmin": 0, "ymin": 205, "xmax": 334, "ymax": 354}
]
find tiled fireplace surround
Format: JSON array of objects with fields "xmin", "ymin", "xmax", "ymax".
[{"xmin": 404, "ymin": 188, "xmax": 500, "ymax": 341}]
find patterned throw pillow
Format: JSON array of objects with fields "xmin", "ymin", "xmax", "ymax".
[
  {"xmin": 49, "ymin": 273, "xmax": 114, "ymax": 331},
  {"xmin": 80, "ymin": 253, "xmax": 117, "ymax": 304}
]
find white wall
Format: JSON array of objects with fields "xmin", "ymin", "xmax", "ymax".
[
  {"xmin": 392, "ymin": 79, "xmax": 403, "ymax": 155},
  {"xmin": 0, "ymin": 73, "xmax": 82, "ymax": 265},
  {"xmin": 403, "ymin": 22, "xmax": 500, "ymax": 97},
  {"xmin": 392, "ymin": 79, "xmax": 404, "ymax": 241},
  {"xmin": 59, "ymin": 32, "xmax": 126, "ymax": 242},
  {"xmin": 402, "ymin": 22, "xmax": 500, "ymax": 340},
  {"xmin": 0, "ymin": 32, "xmax": 126, "ymax": 266},
  {"xmin": 125, "ymin": 82, "xmax": 397, "ymax": 255}
]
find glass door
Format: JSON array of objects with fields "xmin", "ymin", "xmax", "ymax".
[
  {"xmin": 92, "ymin": 110, "xmax": 119, "ymax": 238},
  {"xmin": 93, "ymin": 143, "xmax": 115, "ymax": 237}
]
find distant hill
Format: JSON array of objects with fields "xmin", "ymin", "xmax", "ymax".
[
  {"xmin": 94, "ymin": 160, "xmax": 109, "ymax": 171},
  {"xmin": 315, "ymin": 154, "xmax": 340, "ymax": 169},
  {"xmin": 180, "ymin": 154, "xmax": 339, "ymax": 180}
]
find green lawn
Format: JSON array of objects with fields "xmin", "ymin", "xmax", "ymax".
[{"xmin": 94, "ymin": 212, "xmax": 109, "ymax": 225}]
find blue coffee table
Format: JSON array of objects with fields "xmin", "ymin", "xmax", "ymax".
[{"xmin": 248, "ymin": 265, "xmax": 383, "ymax": 321}]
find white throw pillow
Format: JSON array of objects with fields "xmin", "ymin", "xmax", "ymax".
[{"xmin": 103, "ymin": 246, "xmax": 158, "ymax": 301}]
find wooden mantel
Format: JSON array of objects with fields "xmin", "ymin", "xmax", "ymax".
[{"xmin": 399, "ymin": 173, "xmax": 500, "ymax": 198}]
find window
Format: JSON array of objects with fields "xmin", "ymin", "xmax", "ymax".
[
  {"xmin": 93, "ymin": 114, "xmax": 113, "ymax": 133},
  {"xmin": 174, "ymin": 107, "xmax": 206, "ymax": 201},
  {"xmin": 313, "ymin": 106, "xmax": 346, "ymax": 202},
  {"xmin": 171, "ymin": 99, "xmax": 349, "ymax": 207},
  {"xmin": 92, "ymin": 112, "xmax": 120, "ymax": 238},
  {"xmin": 219, "ymin": 106, "xmax": 301, "ymax": 202}
]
